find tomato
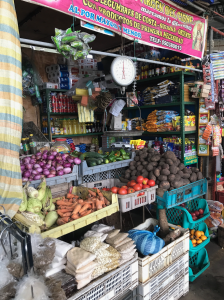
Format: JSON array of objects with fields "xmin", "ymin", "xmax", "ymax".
[
  {"xmin": 121, "ymin": 186, "xmax": 128, "ymax": 190},
  {"xmin": 130, "ymin": 181, "xmax": 136, "ymax": 187},
  {"xmin": 118, "ymin": 187, "xmax": 128, "ymax": 195},
  {"xmin": 142, "ymin": 184, "xmax": 150, "ymax": 189},
  {"xmin": 142, "ymin": 178, "xmax": 148, "ymax": 185},
  {"xmin": 127, "ymin": 182, "xmax": 131, "ymax": 187},
  {"xmin": 133, "ymin": 184, "xmax": 142, "ymax": 191},
  {"xmin": 148, "ymin": 180, "xmax": 155, "ymax": 187},
  {"xmin": 102, "ymin": 188, "xmax": 107, "ymax": 191},
  {"xmin": 137, "ymin": 192, "xmax": 145, "ymax": 196},
  {"xmin": 128, "ymin": 188, "xmax": 135, "ymax": 194},
  {"xmin": 136, "ymin": 176, "xmax": 144, "ymax": 184},
  {"xmin": 111, "ymin": 187, "xmax": 118, "ymax": 194},
  {"xmin": 138, "ymin": 183, "xmax": 143, "ymax": 189}
]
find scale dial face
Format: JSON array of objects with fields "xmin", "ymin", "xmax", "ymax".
[{"xmin": 111, "ymin": 56, "xmax": 136, "ymax": 87}]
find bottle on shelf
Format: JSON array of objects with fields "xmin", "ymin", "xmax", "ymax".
[
  {"xmin": 62, "ymin": 119, "xmax": 67, "ymax": 135},
  {"xmin": 83, "ymin": 123, "xmax": 86, "ymax": 134},
  {"xmin": 59, "ymin": 119, "xmax": 64, "ymax": 135},
  {"xmin": 77, "ymin": 120, "xmax": 81, "ymax": 134},
  {"xmin": 50, "ymin": 118, "xmax": 55, "ymax": 135},
  {"xmin": 54, "ymin": 118, "xmax": 60, "ymax": 135},
  {"xmin": 68, "ymin": 119, "xmax": 73, "ymax": 135},
  {"xmin": 22, "ymin": 138, "xmax": 30, "ymax": 155},
  {"xmin": 72, "ymin": 119, "xmax": 77, "ymax": 134},
  {"xmin": 29, "ymin": 134, "xmax": 37, "ymax": 154}
]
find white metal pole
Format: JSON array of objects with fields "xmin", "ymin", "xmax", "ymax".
[{"xmin": 20, "ymin": 38, "xmax": 202, "ymax": 73}]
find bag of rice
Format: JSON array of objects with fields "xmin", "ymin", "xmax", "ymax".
[{"xmin": 106, "ymin": 233, "xmax": 128, "ymax": 245}]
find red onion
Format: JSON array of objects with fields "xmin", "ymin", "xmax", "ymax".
[
  {"xmin": 39, "ymin": 162, "xmax": 45, "ymax": 167},
  {"xmin": 58, "ymin": 160, "xmax": 64, "ymax": 165},
  {"xmin": 63, "ymin": 167, "xmax": 71, "ymax": 174},
  {"xmin": 23, "ymin": 157, "xmax": 31, "ymax": 164},
  {"xmin": 20, "ymin": 165, "xmax": 25, "ymax": 171},
  {"xmin": 25, "ymin": 164, "xmax": 33, "ymax": 170},
  {"xmin": 57, "ymin": 170, "xmax": 64, "ymax": 176},
  {"xmin": 47, "ymin": 174, "xmax": 55, "ymax": 178},
  {"xmin": 61, "ymin": 153, "xmax": 69, "ymax": 160},
  {"xmin": 64, "ymin": 163, "xmax": 71, "ymax": 168},
  {"xmin": 31, "ymin": 155, "xmax": 36, "ymax": 159},
  {"xmin": 74, "ymin": 157, "xmax": 81, "ymax": 165},
  {"xmin": 67, "ymin": 157, "xmax": 74, "ymax": 163},
  {"xmin": 50, "ymin": 166, "xmax": 56, "ymax": 171},
  {"xmin": 42, "ymin": 153, "xmax": 47, "ymax": 160},
  {"xmin": 36, "ymin": 155, "xmax": 41, "ymax": 161},
  {"xmin": 29, "ymin": 175, "xmax": 34, "ymax": 180},
  {"xmin": 51, "ymin": 161, "xmax": 56, "ymax": 167},
  {"xmin": 56, "ymin": 165, "xmax": 63, "ymax": 171},
  {"xmin": 56, "ymin": 155, "xmax": 62, "ymax": 161},
  {"xmin": 48, "ymin": 155, "xmax": 54, "ymax": 160},
  {"xmin": 23, "ymin": 170, "xmax": 31, "ymax": 178},
  {"xmin": 30, "ymin": 159, "xmax": 36, "ymax": 164},
  {"xmin": 36, "ymin": 167, "xmax": 43, "ymax": 173},
  {"xmin": 32, "ymin": 170, "xmax": 39, "ymax": 175},
  {"xmin": 43, "ymin": 169, "xmax": 50, "ymax": 176},
  {"xmin": 34, "ymin": 175, "xmax": 41, "ymax": 180},
  {"xmin": 47, "ymin": 160, "xmax": 52, "ymax": 165},
  {"xmin": 51, "ymin": 151, "xmax": 57, "ymax": 156},
  {"xmin": 43, "ymin": 150, "xmax": 48, "ymax": 154},
  {"xmin": 34, "ymin": 164, "xmax": 40, "ymax": 169},
  {"xmin": 22, "ymin": 177, "xmax": 28, "ymax": 182},
  {"xmin": 36, "ymin": 152, "xmax": 42, "ymax": 156},
  {"xmin": 45, "ymin": 164, "xmax": 51, "ymax": 169},
  {"xmin": 50, "ymin": 170, "xmax": 56, "ymax": 175}
]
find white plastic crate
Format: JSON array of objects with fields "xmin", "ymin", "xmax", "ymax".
[
  {"xmin": 81, "ymin": 179, "xmax": 157, "ymax": 212},
  {"xmin": 134, "ymin": 272, "xmax": 189, "ymax": 300},
  {"xmin": 67, "ymin": 254, "xmax": 138, "ymax": 300},
  {"xmin": 134, "ymin": 219, "xmax": 190, "ymax": 284},
  {"xmin": 137, "ymin": 252, "xmax": 189, "ymax": 299}
]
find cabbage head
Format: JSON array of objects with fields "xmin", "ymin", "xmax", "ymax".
[{"xmin": 26, "ymin": 198, "xmax": 42, "ymax": 213}]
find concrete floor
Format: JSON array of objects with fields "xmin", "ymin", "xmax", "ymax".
[{"xmin": 183, "ymin": 240, "xmax": 224, "ymax": 300}]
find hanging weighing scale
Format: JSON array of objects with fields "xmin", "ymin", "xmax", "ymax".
[
  {"xmin": 111, "ymin": 56, "xmax": 136, "ymax": 94},
  {"xmin": 102, "ymin": 55, "xmax": 144, "ymax": 137}
]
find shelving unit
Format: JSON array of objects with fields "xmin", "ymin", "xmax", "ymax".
[
  {"xmin": 126, "ymin": 71, "xmax": 198, "ymax": 164},
  {"xmin": 40, "ymin": 88, "xmax": 103, "ymax": 141}
]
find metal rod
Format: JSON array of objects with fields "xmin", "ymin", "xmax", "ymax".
[
  {"xmin": 185, "ymin": 0, "xmax": 206, "ymax": 12},
  {"xmin": 211, "ymin": 26, "xmax": 224, "ymax": 38},
  {"xmin": 20, "ymin": 38, "xmax": 202, "ymax": 73},
  {"xmin": 209, "ymin": 26, "xmax": 213, "ymax": 55}
]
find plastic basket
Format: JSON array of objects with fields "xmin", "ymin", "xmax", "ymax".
[
  {"xmin": 189, "ymin": 222, "xmax": 210, "ymax": 255},
  {"xmin": 166, "ymin": 198, "xmax": 210, "ymax": 229},
  {"xmin": 137, "ymin": 252, "xmax": 189, "ymax": 299},
  {"xmin": 134, "ymin": 219, "xmax": 189, "ymax": 284},
  {"xmin": 81, "ymin": 179, "xmax": 157, "ymax": 213},
  {"xmin": 78, "ymin": 152, "xmax": 135, "ymax": 184},
  {"xmin": 189, "ymin": 248, "xmax": 210, "ymax": 282},
  {"xmin": 67, "ymin": 254, "xmax": 138, "ymax": 300},
  {"xmin": 25, "ymin": 165, "xmax": 79, "ymax": 188},
  {"xmin": 156, "ymin": 179, "xmax": 207, "ymax": 209}
]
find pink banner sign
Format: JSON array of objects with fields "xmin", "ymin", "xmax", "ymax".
[{"xmin": 23, "ymin": 0, "xmax": 207, "ymax": 59}]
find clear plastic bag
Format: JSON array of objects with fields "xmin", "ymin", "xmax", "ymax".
[
  {"xmin": 91, "ymin": 224, "xmax": 114, "ymax": 233},
  {"xmin": 80, "ymin": 237, "xmax": 101, "ymax": 253},
  {"xmin": 207, "ymin": 200, "xmax": 224, "ymax": 213}
]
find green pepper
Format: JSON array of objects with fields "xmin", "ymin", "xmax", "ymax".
[
  {"xmin": 120, "ymin": 149, "xmax": 126, "ymax": 156},
  {"xmin": 109, "ymin": 156, "xmax": 116, "ymax": 162},
  {"xmin": 122, "ymin": 155, "xmax": 130, "ymax": 160},
  {"xmin": 108, "ymin": 151, "xmax": 115, "ymax": 160},
  {"xmin": 114, "ymin": 151, "xmax": 120, "ymax": 157},
  {"xmin": 115, "ymin": 157, "xmax": 123, "ymax": 161}
]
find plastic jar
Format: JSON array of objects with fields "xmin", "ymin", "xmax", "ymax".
[{"xmin": 53, "ymin": 138, "xmax": 70, "ymax": 153}]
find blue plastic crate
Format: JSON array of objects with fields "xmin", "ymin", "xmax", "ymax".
[
  {"xmin": 156, "ymin": 179, "xmax": 207, "ymax": 209},
  {"xmin": 78, "ymin": 152, "xmax": 135, "ymax": 184},
  {"xmin": 166, "ymin": 198, "xmax": 210, "ymax": 229},
  {"xmin": 189, "ymin": 222, "xmax": 210, "ymax": 255},
  {"xmin": 25, "ymin": 165, "xmax": 78, "ymax": 188},
  {"xmin": 189, "ymin": 248, "xmax": 210, "ymax": 282}
]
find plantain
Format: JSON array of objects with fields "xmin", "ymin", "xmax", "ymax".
[{"xmin": 36, "ymin": 178, "xmax": 47, "ymax": 201}]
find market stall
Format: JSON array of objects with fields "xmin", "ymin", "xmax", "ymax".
[{"xmin": 1, "ymin": 0, "xmax": 224, "ymax": 299}]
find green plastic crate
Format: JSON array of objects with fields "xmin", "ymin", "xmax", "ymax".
[
  {"xmin": 189, "ymin": 222, "xmax": 210, "ymax": 255},
  {"xmin": 189, "ymin": 248, "xmax": 210, "ymax": 282},
  {"xmin": 166, "ymin": 198, "xmax": 210, "ymax": 229}
]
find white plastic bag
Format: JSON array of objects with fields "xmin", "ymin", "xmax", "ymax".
[{"xmin": 54, "ymin": 239, "xmax": 73, "ymax": 258}]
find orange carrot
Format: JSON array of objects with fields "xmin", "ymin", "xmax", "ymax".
[
  {"xmin": 79, "ymin": 203, "xmax": 91, "ymax": 214},
  {"xmin": 77, "ymin": 199, "xmax": 84, "ymax": 204},
  {"xmin": 72, "ymin": 204, "xmax": 82, "ymax": 215},
  {"xmin": 96, "ymin": 188, "xmax": 103, "ymax": 197},
  {"xmin": 92, "ymin": 201, "xmax": 96, "ymax": 210},
  {"xmin": 56, "ymin": 200, "xmax": 73, "ymax": 206},
  {"xmin": 57, "ymin": 218, "xmax": 67, "ymax": 226},
  {"xmin": 71, "ymin": 214, "xmax": 79, "ymax": 220},
  {"xmin": 62, "ymin": 212, "xmax": 72, "ymax": 217},
  {"xmin": 61, "ymin": 216, "xmax": 70, "ymax": 223},
  {"xmin": 96, "ymin": 199, "xmax": 103, "ymax": 210},
  {"xmin": 57, "ymin": 206, "xmax": 75, "ymax": 211},
  {"xmin": 104, "ymin": 197, "xmax": 110, "ymax": 206},
  {"xmin": 88, "ymin": 190, "xmax": 97, "ymax": 197},
  {"xmin": 57, "ymin": 208, "xmax": 73, "ymax": 213},
  {"xmin": 66, "ymin": 193, "xmax": 75, "ymax": 199},
  {"xmin": 80, "ymin": 209, "xmax": 92, "ymax": 217},
  {"xmin": 68, "ymin": 198, "xmax": 73, "ymax": 203}
]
